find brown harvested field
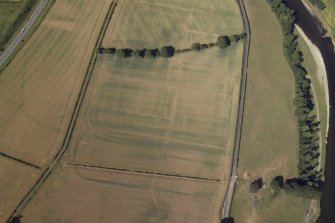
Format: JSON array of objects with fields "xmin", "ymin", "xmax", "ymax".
[
  {"xmin": 66, "ymin": 0, "xmax": 244, "ymax": 180},
  {"xmin": 22, "ymin": 166, "xmax": 226, "ymax": 223},
  {"xmin": 0, "ymin": 157, "xmax": 40, "ymax": 222},
  {"xmin": 102, "ymin": 0, "xmax": 243, "ymax": 49},
  {"xmin": 20, "ymin": 0, "xmax": 244, "ymax": 222},
  {"xmin": 65, "ymin": 45, "xmax": 242, "ymax": 180},
  {"xmin": 0, "ymin": 0, "xmax": 113, "ymax": 166}
]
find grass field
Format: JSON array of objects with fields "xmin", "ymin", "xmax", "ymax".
[
  {"xmin": 230, "ymin": 0, "xmax": 311, "ymax": 222},
  {"xmin": 0, "ymin": 0, "xmax": 25, "ymax": 48},
  {"xmin": 20, "ymin": 0, "xmax": 244, "ymax": 222},
  {"xmin": 0, "ymin": 0, "xmax": 112, "ymax": 166},
  {"xmin": 322, "ymin": 0, "xmax": 335, "ymax": 33}
]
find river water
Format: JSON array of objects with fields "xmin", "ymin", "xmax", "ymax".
[{"xmin": 283, "ymin": 1, "xmax": 335, "ymax": 222}]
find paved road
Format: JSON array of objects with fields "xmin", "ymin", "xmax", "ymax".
[
  {"xmin": 222, "ymin": 0, "xmax": 251, "ymax": 219},
  {"xmin": 0, "ymin": 0, "xmax": 49, "ymax": 67}
]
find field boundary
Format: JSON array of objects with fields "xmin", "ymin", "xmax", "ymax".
[
  {"xmin": 6, "ymin": 1, "xmax": 118, "ymax": 222},
  {"xmin": 0, "ymin": 152, "xmax": 40, "ymax": 169},
  {"xmin": 65, "ymin": 162, "xmax": 222, "ymax": 182},
  {"xmin": 222, "ymin": 0, "xmax": 251, "ymax": 219}
]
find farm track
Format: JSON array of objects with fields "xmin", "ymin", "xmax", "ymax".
[
  {"xmin": 0, "ymin": 152, "xmax": 40, "ymax": 169},
  {"xmin": 222, "ymin": 0, "xmax": 251, "ymax": 219},
  {"xmin": 65, "ymin": 162, "xmax": 222, "ymax": 182},
  {"xmin": 6, "ymin": 1, "xmax": 118, "ymax": 222}
]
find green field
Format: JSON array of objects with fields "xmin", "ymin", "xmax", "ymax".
[
  {"xmin": 0, "ymin": 0, "xmax": 39, "ymax": 50},
  {"xmin": 322, "ymin": 0, "xmax": 335, "ymax": 33},
  {"xmin": 0, "ymin": 1, "xmax": 24, "ymax": 49},
  {"xmin": 231, "ymin": 0, "xmax": 310, "ymax": 222}
]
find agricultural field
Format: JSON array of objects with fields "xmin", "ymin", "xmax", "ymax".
[
  {"xmin": 0, "ymin": 0, "xmax": 112, "ymax": 220},
  {"xmin": 0, "ymin": 0, "xmax": 112, "ymax": 166},
  {"xmin": 22, "ymin": 166, "xmax": 226, "ymax": 223},
  {"xmin": 68, "ymin": 0, "xmax": 243, "ymax": 179},
  {"xmin": 0, "ymin": 157, "xmax": 40, "ymax": 222},
  {"xmin": 230, "ymin": 0, "xmax": 311, "ymax": 222},
  {"xmin": 20, "ymin": 0, "xmax": 245, "ymax": 222}
]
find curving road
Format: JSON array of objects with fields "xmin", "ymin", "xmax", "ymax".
[
  {"xmin": 0, "ymin": 0, "xmax": 50, "ymax": 67},
  {"xmin": 222, "ymin": 0, "xmax": 251, "ymax": 219}
]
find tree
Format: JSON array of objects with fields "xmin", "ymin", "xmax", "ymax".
[
  {"xmin": 284, "ymin": 178, "xmax": 323, "ymax": 199},
  {"xmin": 216, "ymin": 35, "xmax": 231, "ymax": 49},
  {"xmin": 116, "ymin": 49, "xmax": 126, "ymax": 58},
  {"xmin": 160, "ymin": 46, "xmax": 175, "ymax": 58},
  {"xmin": 191, "ymin": 42, "xmax": 201, "ymax": 51},
  {"xmin": 270, "ymin": 176, "xmax": 284, "ymax": 192},
  {"xmin": 222, "ymin": 217, "xmax": 234, "ymax": 223},
  {"xmin": 151, "ymin": 48, "xmax": 159, "ymax": 57},
  {"xmin": 250, "ymin": 178, "xmax": 263, "ymax": 193},
  {"xmin": 108, "ymin": 47, "xmax": 116, "ymax": 54},
  {"xmin": 239, "ymin": 33, "xmax": 247, "ymax": 39}
]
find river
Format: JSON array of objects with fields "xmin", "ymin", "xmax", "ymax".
[{"xmin": 283, "ymin": 1, "xmax": 335, "ymax": 222}]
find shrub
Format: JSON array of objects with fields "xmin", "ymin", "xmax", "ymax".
[
  {"xmin": 116, "ymin": 49, "xmax": 126, "ymax": 58},
  {"xmin": 216, "ymin": 35, "xmax": 231, "ymax": 49},
  {"xmin": 239, "ymin": 33, "xmax": 247, "ymax": 39},
  {"xmin": 250, "ymin": 178, "xmax": 263, "ymax": 193},
  {"xmin": 151, "ymin": 48, "xmax": 160, "ymax": 57},
  {"xmin": 132, "ymin": 49, "xmax": 143, "ymax": 58},
  {"xmin": 160, "ymin": 46, "xmax": 175, "ymax": 58},
  {"xmin": 108, "ymin": 47, "xmax": 116, "ymax": 54},
  {"xmin": 191, "ymin": 42, "xmax": 201, "ymax": 51},
  {"xmin": 270, "ymin": 176, "xmax": 284, "ymax": 192},
  {"xmin": 230, "ymin": 34, "xmax": 240, "ymax": 42}
]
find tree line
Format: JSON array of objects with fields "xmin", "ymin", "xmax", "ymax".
[
  {"xmin": 98, "ymin": 33, "xmax": 246, "ymax": 58},
  {"xmin": 263, "ymin": 0, "xmax": 323, "ymax": 198},
  {"xmin": 249, "ymin": 175, "xmax": 322, "ymax": 199}
]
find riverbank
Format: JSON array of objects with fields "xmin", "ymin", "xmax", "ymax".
[
  {"xmin": 285, "ymin": 1, "xmax": 335, "ymax": 222},
  {"xmin": 300, "ymin": 0, "xmax": 335, "ymax": 45},
  {"xmin": 297, "ymin": 25, "xmax": 329, "ymax": 140},
  {"xmin": 297, "ymin": 24, "xmax": 330, "ymax": 222}
]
